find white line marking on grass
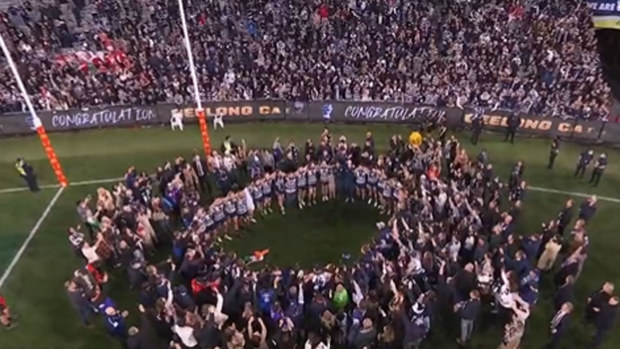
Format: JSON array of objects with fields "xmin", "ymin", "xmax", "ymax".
[
  {"xmin": 0, "ymin": 186, "xmax": 65, "ymax": 289},
  {"xmin": 70, "ymin": 177, "xmax": 123, "ymax": 187},
  {"xmin": 529, "ymin": 186, "xmax": 620, "ymax": 204},
  {"xmin": 0, "ymin": 177, "xmax": 122, "ymax": 194}
]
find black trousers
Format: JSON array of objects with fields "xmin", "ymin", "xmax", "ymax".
[
  {"xmin": 574, "ymin": 164, "xmax": 586, "ymax": 179},
  {"xmin": 590, "ymin": 169, "xmax": 603, "ymax": 186},
  {"xmin": 547, "ymin": 332, "xmax": 564, "ymax": 349},
  {"xmin": 471, "ymin": 129, "xmax": 481, "ymax": 145},
  {"xmin": 548, "ymin": 153, "xmax": 557, "ymax": 169},
  {"xmin": 504, "ymin": 128, "xmax": 516, "ymax": 143},
  {"xmin": 21, "ymin": 174, "xmax": 39, "ymax": 192}
]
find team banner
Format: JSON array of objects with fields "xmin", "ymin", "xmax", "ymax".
[
  {"xmin": 587, "ymin": 1, "xmax": 620, "ymax": 29},
  {"xmin": 1, "ymin": 101, "xmax": 618, "ymax": 145},
  {"xmin": 462, "ymin": 110, "xmax": 603, "ymax": 141},
  {"xmin": 160, "ymin": 101, "xmax": 288, "ymax": 121}
]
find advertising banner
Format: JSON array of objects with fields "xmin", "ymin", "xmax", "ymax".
[
  {"xmin": 0, "ymin": 100, "xmax": 616, "ymax": 146},
  {"xmin": 462, "ymin": 110, "xmax": 603, "ymax": 141},
  {"xmin": 587, "ymin": 1, "xmax": 620, "ymax": 29},
  {"xmin": 321, "ymin": 101, "xmax": 447, "ymax": 125},
  {"xmin": 43, "ymin": 105, "xmax": 160, "ymax": 131},
  {"xmin": 163, "ymin": 101, "xmax": 288, "ymax": 122}
]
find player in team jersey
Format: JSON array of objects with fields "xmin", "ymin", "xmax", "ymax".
[
  {"xmin": 354, "ymin": 165, "xmax": 368, "ymax": 201},
  {"xmin": 296, "ymin": 166, "xmax": 308, "ymax": 209},
  {"xmin": 274, "ymin": 171, "xmax": 286, "ymax": 214},
  {"xmin": 223, "ymin": 192, "xmax": 238, "ymax": 234},
  {"xmin": 319, "ymin": 161, "xmax": 331, "ymax": 202},
  {"xmin": 261, "ymin": 173, "xmax": 274, "ymax": 214},
  {"xmin": 285, "ymin": 172, "xmax": 297, "ymax": 212},
  {"xmin": 204, "ymin": 208, "xmax": 215, "ymax": 237},
  {"xmin": 380, "ymin": 176, "xmax": 393, "ymax": 215},
  {"xmin": 366, "ymin": 167, "xmax": 380, "ymax": 207},
  {"xmin": 236, "ymin": 189, "xmax": 250, "ymax": 228},
  {"xmin": 251, "ymin": 179, "xmax": 264, "ymax": 217},
  {"xmin": 211, "ymin": 198, "xmax": 228, "ymax": 240},
  {"xmin": 306, "ymin": 162, "xmax": 318, "ymax": 206},
  {"xmin": 328, "ymin": 161, "xmax": 336, "ymax": 200}
]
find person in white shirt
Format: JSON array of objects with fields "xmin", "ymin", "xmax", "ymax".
[
  {"xmin": 170, "ymin": 108, "xmax": 184, "ymax": 131},
  {"xmin": 81, "ymin": 236, "xmax": 104, "ymax": 264},
  {"xmin": 223, "ymin": 151, "xmax": 236, "ymax": 172},
  {"xmin": 213, "ymin": 111, "xmax": 225, "ymax": 130},
  {"xmin": 173, "ymin": 317, "xmax": 198, "ymax": 348}
]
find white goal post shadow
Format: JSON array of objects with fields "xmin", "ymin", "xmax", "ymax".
[{"xmin": 0, "ymin": 177, "xmax": 618, "ymax": 289}]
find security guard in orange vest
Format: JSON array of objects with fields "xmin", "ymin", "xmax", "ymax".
[{"xmin": 15, "ymin": 158, "xmax": 39, "ymax": 192}]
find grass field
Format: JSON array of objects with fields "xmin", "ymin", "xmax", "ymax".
[{"xmin": 0, "ymin": 123, "xmax": 619, "ymax": 349}]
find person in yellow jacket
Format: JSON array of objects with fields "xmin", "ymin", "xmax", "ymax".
[{"xmin": 15, "ymin": 157, "xmax": 39, "ymax": 192}]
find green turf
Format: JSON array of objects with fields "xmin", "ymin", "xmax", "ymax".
[
  {"xmin": 0, "ymin": 123, "xmax": 619, "ymax": 349},
  {"xmin": 223, "ymin": 201, "xmax": 382, "ymax": 268}
]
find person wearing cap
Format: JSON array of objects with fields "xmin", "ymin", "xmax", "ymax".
[
  {"xmin": 589, "ymin": 152, "xmax": 607, "ymax": 186},
  {"xmin": 14, "ymin": 157, "xmax": 39, "ymax": 192},
  {"xmin": 574, "ymin": 149, "xmax": 594, "ymax": 179}
]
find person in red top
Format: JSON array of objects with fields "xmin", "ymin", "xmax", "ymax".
[
  {"xmin": 427, "ymin": 163, "xmax": 440, "ymax": 180},
  {"xmin": 0, "ymin": 294, "xmax": 16, "ymax": 329}
]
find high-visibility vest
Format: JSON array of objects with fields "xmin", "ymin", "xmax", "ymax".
[{"xmin": 15, "ymin": 161, "xmax": 26, "ymax": 176}]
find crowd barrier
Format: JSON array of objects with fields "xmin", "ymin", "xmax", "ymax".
[{"xmin": 0, "ymin": 100, "xmax": 618, "ymax": 144}]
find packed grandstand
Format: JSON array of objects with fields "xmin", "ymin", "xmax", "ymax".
[{"xmin": 0, "ymin": 0, "xmax": 618, "ymax": 121}]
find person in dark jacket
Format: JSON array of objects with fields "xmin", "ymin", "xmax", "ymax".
[
  {"xmin": 589, "ymin": 153, "xmax": 607, "ymax": 186},
  {"xmin": 574, "ymin": 149, "xmax": 594, "ymax": 179},
  {"xmin": 15, "ymin": 157, "xmax": 39, "ymax": 192},
  {"xmin": 471, "ymin": 111, "xmax": 484, "ymax": 145},
  {"xmin": 554, "ymin": 275, "xmax": 575, "ymax": 311},
  {"xmin": 578, "ymin": 196, "xmax": 598, "ymax": 223},
  {"xmin": 456, "ymin": 289, "xmax": 481, "ymax": 346},
  {"xmin": 548, "ymin": 136, "xmax": 560, "ymax": 169},
  {"xmin": 592, "ymin": 296, "xmax": 619, "ymax": 348},
  {"xmin": 556, "ymin": 199, "xmax": 574, "ymax": 236},
  {"xmin": 547, "ymin": 302, "xmax": 572, "ymax": 349},
  {"xmin": 504, "ymin": 114, "xmax": 521, "ymax": 144},
  {"xmin": 585, "ymin": 282, "xmax": 614, "ymax": 323}
]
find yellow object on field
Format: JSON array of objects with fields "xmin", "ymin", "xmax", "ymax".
[{"xmin": 409, "ymin": 131, "xmax": 423, "ymax": 146}]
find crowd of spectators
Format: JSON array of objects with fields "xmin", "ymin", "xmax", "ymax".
[
  {"xmin": 0, "ymin": 0, "xmax": 613, "ymax": 120},
  {"xmin": 64, "ymin": 128, "xmax": 618, "ymax": 349}
]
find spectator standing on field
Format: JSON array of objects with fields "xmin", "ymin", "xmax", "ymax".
[
  {"xmin": 547, "ymin": 136, "xmax": 560, "ymax": 169},
  {"xmin": 456, "ymin": 289, "xmax": 481, "ymax": 346}
]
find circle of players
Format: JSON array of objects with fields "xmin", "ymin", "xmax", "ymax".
[{"xmin": 58, "ymin": 130, "xmax": 617, "ymax": 349}]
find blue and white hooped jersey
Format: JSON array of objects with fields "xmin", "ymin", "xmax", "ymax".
[
  {"xmin": 368, "ymin": 169, "xmax": 379, "ymax": 185},
  {"xmin": 252, "ymin": 185, "xmax": 263, "ymax": 200},
  {"xmin": 285, "ymin": 177, "xmax": 297, "ymax": 194},
  {"xmin": 320, "ymin": 166, "xmax": 331, "ymax": 182},
  {"xmin": 213, "ymin": 205, "xmax": 226, "ymax": 222},
  {"xmin": 236, "ymin": 197, "xmax": 248, "ymax": 214},
  {"xmin": 275, "ymin": 176, "xmax": 285, "ymax": 192},
  {"xmin": 297, "ymin": 171, "xmax": 307, "ymax": 187},
  {"xmin": 307, "ymin": 169, "xmax": 318, "ymax": 185},
  {"xmin": 204, "ymin": 214, "xmax": 215, "ymax": 228},
  {"xmin": 224, "ymin": 199, "xmax": 237, "ymax": 214},
  {"xmin": 382, "ymin": 182, "xmax": 393, "ymax": 197},
  {"xmin": 355, "ymin": 168, "xmax": 367, "ymax": 185},
  {"xmin": 262, "ymin": 179, "xmax": 272, "ymax": 195}
]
